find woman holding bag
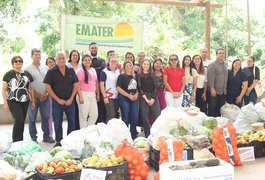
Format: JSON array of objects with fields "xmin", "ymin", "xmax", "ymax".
[{"xmin": 243, "ymin": 56, "xmax": 260, "ymax": 105}]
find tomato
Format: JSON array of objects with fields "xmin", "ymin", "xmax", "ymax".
[
  {"xmin": 37, "ymin": 163, "xmax": 43, "ymax": 170},
  {"xmin": 55, "ymin": 168, "xmax": 62, "ymax": 174},
  {"xmin": 134, "ymin": 176, "xmax": 142, "ymax": 180}
]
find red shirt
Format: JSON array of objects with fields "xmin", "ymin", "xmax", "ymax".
[{"xmin": 164, "ymin": 67, "xmax": 184, "ymax": 92}]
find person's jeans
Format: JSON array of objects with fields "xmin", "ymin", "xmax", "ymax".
[
  {"xmin": 8, "ymin": 100, "xmax": 29, "ymax": 142},
  {"xmin": 104, "ymin": 98, "xmax": 119, "ymax": 122},
  {"xmin": 208, "ymin": 94, "xmax": 226, "ymax": 117},
  {"xmin": 52, "ymin": 99, "xmax": 75, "ymax": 143},
  {"xmin": 244, "ymin": 90, "xmax": 257, "ymax": 105},
  {"xmin": 118, "ymin": 94, "xmax": 139, "ymax": 139},
  {"xmin": 28, "ymin": 98, "xmax": 50, "ymax": 140},
  {"xmin": 140, "ymin": 95, "xmax": 161, "ymax": 138}
]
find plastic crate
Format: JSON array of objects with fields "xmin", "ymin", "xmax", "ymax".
[
  {"xmin": 36, "ymin": 169, "xmax": 81, "ymax": 180},
  {"xmin": 149, "ymin": 146, "xmax": 194, "ymax": 172},
  {"xmin": 85, "ymin": 161, "xmax": 128, "ymax": 180},
  {"xmin": 149, "ymin": 146, "xmax": 160, "ymax": 171}
]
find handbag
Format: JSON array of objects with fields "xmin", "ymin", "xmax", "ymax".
[{"xmin": 253, "ymin": 66, "xmax": 264, "ymax": 97}]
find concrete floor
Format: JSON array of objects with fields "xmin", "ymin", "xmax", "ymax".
[{"xmin": 1, "ymin": 121, "xmax": 265, "ymax": 180}]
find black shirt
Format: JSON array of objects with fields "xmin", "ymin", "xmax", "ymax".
[
  {"xmin": 116, "ymin": 74, "xmax": 137, "ymax": 94},
  {"xmin": 242, "ymin": 66, "xmax": 260, "ymax": 87},
  {"xmin": 43, "ymin": 65, "xmax": 78, "ymax": 100},
  {"xmin": 138, "ymin": 73, "xmax": 157, "ymax": 99},
  {"xmin": 91, "ymin": 57, "xmax": 106, "ymax": 80},
  {"xmin": 3, "ymin": 70, "xmax": 33, "ymax": 102},
  {"xmin": 226, "ymin": 70, "xmax": 247, "ymax": 104}
]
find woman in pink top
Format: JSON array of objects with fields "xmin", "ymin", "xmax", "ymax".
[
  {"xmin": 163, "ymin": 54, "xmax": 185, "ymax": 108},
  {"xmin": 76, "ymin": 54, "xmax": 100, "ymax": 128}
]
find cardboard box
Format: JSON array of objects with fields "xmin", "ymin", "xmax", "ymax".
[
  {"xmin": 238, "ymin": 146, "xmax": 255, "ymax": 162},
  {"xmin": 160, "ymin": 158, "xmax": 234, "ymax": 180}
]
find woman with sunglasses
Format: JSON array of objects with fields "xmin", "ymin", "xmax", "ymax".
[
  {"xmin": 2, "ymin": 56, "xmax": 35, "ymax": 142},
  {"xmin": 163, "ymin": 54, "xmax": 185, "ymax": 108}
]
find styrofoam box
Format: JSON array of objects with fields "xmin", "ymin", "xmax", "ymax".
[{"xmin": 160, "ymin": 158, "xmax": 234, "ymax": 180}]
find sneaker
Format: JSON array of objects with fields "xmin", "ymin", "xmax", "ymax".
[
  {"xmin": 53, "ymin": 142, "xmax": 61, "ymax": 148},
  {"xmin": 43, "ymin": 137, "xmax": 55, "ymax": 143}
]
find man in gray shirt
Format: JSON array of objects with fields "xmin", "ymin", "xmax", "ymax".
[
  {"xmin": 207, "ymin": 48, "xmax": 228, "ymax": 117},
  {"xmin": 25, "ymin": 48, "xmax": 55, "ymax": 143}
]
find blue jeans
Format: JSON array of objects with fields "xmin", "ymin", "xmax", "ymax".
[
  {"xmin": 118, "ymin": 94, "xmax": 139, "ymax": 139},
  {"xmin": 28, "ymin": 98, "xmax": 50, "ymax": 140},
  {"xmin": 208, "ymin": 94, "xmax": 226, "ymax": 117},
  {"xmin": 52, "ymin": 99, "xmax": 75, "ymax": 142},
  {"xmin": 244, "ymin": 90, "xmax": 257, "ymax": 105}
]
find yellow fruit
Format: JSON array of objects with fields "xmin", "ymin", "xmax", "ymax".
[
  {"xmin": 82, "ymin": 159, "xmax": 89, "ymax": 165},
  {"xmin": 117, "ymin": 156, "xmax": 124, "ymax": 163},
  {"xmin": 95, "ymin": 162, "xmax": 102, "ymax": 168},
  {"xmin": 107, "ymin": 162, "xmax": 113, "ymax": 166}
]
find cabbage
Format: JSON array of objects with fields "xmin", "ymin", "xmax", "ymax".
[
  {"xmin": 54, "ymin": 150, "xmax": 73, "ymax": 160},
  {"xmin": 203, "ymin": 117, "xmax": 217, "ymax": 129},
  {"xmin": 50, "ymin": 146, "xmax": 65, "ymax": 157}
]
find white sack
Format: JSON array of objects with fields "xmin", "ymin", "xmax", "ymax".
[{"xmin": 221, "ymin": 103, "xmax": 241, "ymax": 122}]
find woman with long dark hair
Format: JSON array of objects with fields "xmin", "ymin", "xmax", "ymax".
[
  {"xmin": 76, "ymin": 54, "xmax": 99, "ymax": 128},
  {"xmin": 191, "ymin": 55, "xmax": 207, "ymax": 113},
  {"xmin": 67, "ymin": 50, "xmax": 81, "ymax": 129},
  {"xmin": 243, "ymin": 56, "xmax": 260, "ymax": 105},
  {"xmin": 227, "ymin": 59, "xmax": 248, "ymax": 107},
  {"xmin": 45, "ymin": 57, "xmax": 56, "ymax": 138},
  {"xmin": 182, "ymin": 55, "xmax": 198, "ymax": 107},
  {"xmin": 138, "ymin": 59, "xmax": 161, "ymax": 137},
  {"xmin": 116, "ymin": 61, "xmax": 139, "ymax": 139}
]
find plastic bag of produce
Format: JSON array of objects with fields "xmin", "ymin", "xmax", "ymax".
[
  {"xmin": 61, "ymin": 125, "xmax": 99, "ymax": 158},
  {"xmin": 221, "ymin": 103, "xmax": 241, "ymax": 122},
  {"xmin": 133, "ymin": 137, "xmax": 150, "ymax": 161},
  {"xmin": 255, "ymin": 102, "xmax": 265, "ymax": 120},
  {"xmin": 151, "ymin": 107, "xmax": 186, "ymax": 136},
  {"xmin": 0, "ymin": 160, "xmax": 22, "ymax": 180},
  {"xmin": 212, "ymin": 123, "xmax": 242, "ymax": 166},
  {"xmin": 24, "ymin": 151, "xmax": 51, "ymax": 172},
  {"xmin": 234, "ymin": 103, "xmax": 260, "ymax": 134},
  {"xmin": 0, "ymin": 132, "xmax": 12, "ymax": 153},
  {"xmin": 8, "ymin": 140, "xmax": 42, "ymax": 155},
  {"xmin": 103, "ymin": 118, "xmax": 133, "ymax": 145}
]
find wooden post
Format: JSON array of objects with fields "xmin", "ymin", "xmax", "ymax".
[
  {"xmin": 247, "ymin": 0, "xmax": 251, "ymax": 55},
  {"xmin": 205, "ymin": 0, "xmax": 211, "ymax": 59}
]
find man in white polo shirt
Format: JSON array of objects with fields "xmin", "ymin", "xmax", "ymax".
[{"xmin": 25, "ymin": 48, "xmax": 55, "ymax": 143}]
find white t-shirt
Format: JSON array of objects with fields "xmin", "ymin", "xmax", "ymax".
[
  {"xmin": 24, "ymin": 64, "xmax": 48, "ymax": 94},
  {"xmin": 184, "ymin": 68, "xmax": 198, "ymax": 84},
  {"xmin": 202, "ymin": 59, "xmax": 213, "ymax": 68},
  {"xmin": 197, "ymin": 73, "xmax": 207, "ymax": 89}
]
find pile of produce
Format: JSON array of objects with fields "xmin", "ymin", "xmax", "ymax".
[
  {"xmin": 237, "ymin": 129, "xmax": 265, "ymax": 144},
  {"xmin": 115, "ymin": 140, "xmax": 149, "ymax": 180},
  {"xmin": 156, "ymin": 136, "xmax": 184, "ymax": 164},
  {"xmin": 169, "ymin": 158, "xmax": 220, "ymax": 170},
  {"xmin": 82, "ymin": 154, "xmax": 124, "ymax": 168},
  {"xmin": 4, "ymin": 141, "xmax": 42, "ymax": 171},
  {"xmin": 36, "ymin": 159, "xmax": 82, "ymax": 174}
]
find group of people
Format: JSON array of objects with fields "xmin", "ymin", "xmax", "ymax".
[{"xmin": 2, "ymin": 43, "xmax": 261, "ymax": 145}]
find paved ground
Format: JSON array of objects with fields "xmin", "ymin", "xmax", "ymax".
[{"xmin": 1, "ymin": 122, "xmax": 265, "ymax": 179}]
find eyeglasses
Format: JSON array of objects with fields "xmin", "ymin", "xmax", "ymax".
[
  {"xmin": 170, "ymin": 58, "xmax": 178, "ymax": 61},
  {"xmin": 14, "ymin": 60, "xmax": 23, "ymax": 64},
  {"xmin": 110, "ymin": 61, "xmax": 117, "ymax": 63}
]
